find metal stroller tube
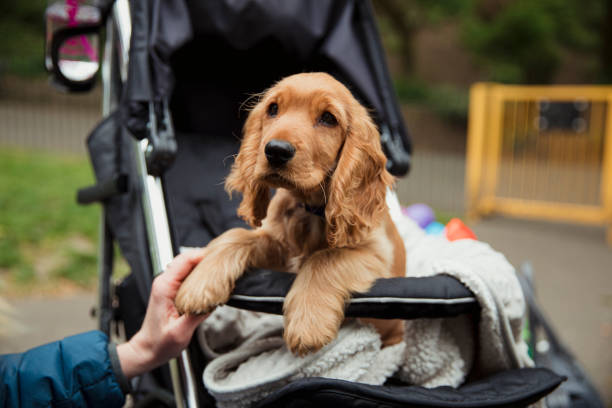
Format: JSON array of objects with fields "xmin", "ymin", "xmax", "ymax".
[{"xmin": 109, "ymin": 1, "xmax": 200, "ymax": 407}]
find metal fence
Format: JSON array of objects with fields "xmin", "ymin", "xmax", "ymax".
[
  {"xmin": 0, "ymin": 78, "xmax": 102, "ymax": 154},
  {"xmin": 465, "ymin": 83, "xmax": 612, "ymax": 242},
  {"xmin": 0, "ymin": 101, "xmax": 100, "ymax": 154}
]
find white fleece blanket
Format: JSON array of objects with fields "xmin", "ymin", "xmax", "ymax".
[
  {"xmin": 198, "ymin": 192, "xmax": 533, "ymax": 406},
  {"xmin": 385, "ymin": 192, "xmax": 533, "ymax": 387}
]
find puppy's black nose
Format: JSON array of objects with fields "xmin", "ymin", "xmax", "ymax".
[{"xmin": 265, "ymin": 140, "xmax": 295, "ymax": 168}]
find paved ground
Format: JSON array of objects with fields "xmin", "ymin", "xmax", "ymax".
[{"xmin": 0, "ymin": 293, "xmax": 97, "ymax": 354}]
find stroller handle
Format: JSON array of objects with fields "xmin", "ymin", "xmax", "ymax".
[{"xmin": 76, "ymin": 174, "xmax": 128, "ymax": 204}]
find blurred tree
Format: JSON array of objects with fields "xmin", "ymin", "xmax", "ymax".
[
  {"xmin": 373, "ymin": 0, "xmax": 468, "ymax": 75},
  {"xmin": 601, "ymin": 0, "xmax": 612, "ymax": 81},
  {"xmin": 463, "ymin": 1, "xmax": 559, "ymax": 83},
  {"xmin": 462, "ymin": 0, "xmax": 603, "ymax": 83},
  {"xmin": 375, "ymin": 0, "xmax": 605, "ymax": 84},
  {"xmin": 0, "ymin": 1, "xmax": 48, "ymax": 26},
  {"xmin": 373, "ymin": 0, "xmax": 417, "ymax": 74},
  {"xmin": 0, "ymin": 0, "xmax": 47, "ymax": 77}
]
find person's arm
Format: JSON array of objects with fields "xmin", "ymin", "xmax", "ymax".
[
  {"xmin": 0, "ymin": 330, "xmax": 125, "ymax": 408},
  {"xmin": 116, "ymin": 250, "xmax": 208, "ymax": 379},
  {"xmin": 0, "ymin": 251, "xmax": 207, "ymax": 408}
]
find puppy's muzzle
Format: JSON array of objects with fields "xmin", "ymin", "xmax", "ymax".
[{"xmin": 265, "ymin": 139, "xmax": 295, "ymax": 168}]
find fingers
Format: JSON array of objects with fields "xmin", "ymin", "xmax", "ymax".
[
  {"xmin": 175, "ymin": 313, "xmax": 208, "ymax": 338},
  {"xmin": 151, "ymin": 251, "xmax": 205, "ymax": 299},
  {"xmin": 164, "ymin": 250, "xmax": 205, "ymax": 283}
]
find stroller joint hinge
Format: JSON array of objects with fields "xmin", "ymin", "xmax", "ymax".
[{"xmin": 145, "ymin": 100, "xmax": 177, "ymax": 177}]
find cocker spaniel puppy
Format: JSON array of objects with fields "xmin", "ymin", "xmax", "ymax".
[{"xmin": 175, "ymin": 72, "xmax": 406, "ymax": 355}]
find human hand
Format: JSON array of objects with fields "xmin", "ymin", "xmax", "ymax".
[{"xmin": 116, "ymin": 250, "xmax": 208, "ymax": 379}]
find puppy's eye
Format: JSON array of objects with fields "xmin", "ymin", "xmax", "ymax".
[
  {"xmin": 267, "ymin": 102, "xmax": 278, "ymax": 117},
  {"xmin": 318, "ymin": 111, "xmax": 338, "ymax": 127}
]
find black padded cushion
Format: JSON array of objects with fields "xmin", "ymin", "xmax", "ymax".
[
  {"xmin": 227, "ymin": 269, "xmax": 478, "ymax": 320},
  {"xmin": 255, "ymin": 368, "xmax": 565, "ymax": 408}
]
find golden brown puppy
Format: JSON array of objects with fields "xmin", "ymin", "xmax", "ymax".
[{"xmin": 175, "ymin": 72, "xmax": 406, "ymax": 355}]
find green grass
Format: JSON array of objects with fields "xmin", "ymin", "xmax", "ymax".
[
  {"xmin": 0, "ymin": 148, "xmax": 99, "ymax": 291},
  {"xmin": 55, "ymin": 249, "xmax": 98, "ymax": 286}
]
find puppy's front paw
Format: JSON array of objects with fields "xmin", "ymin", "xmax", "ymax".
[
  {"xmin": 175, "ymin": 258, "xmax": 233, "ymax": 315},
  {"xmin": 283, "ymin": 297, "xmax": 342, "ymax": 356}
]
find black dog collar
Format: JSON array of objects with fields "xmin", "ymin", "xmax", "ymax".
[{"xmin": 300, "ymin": 203, "xmax": 325, "ymax": 218}]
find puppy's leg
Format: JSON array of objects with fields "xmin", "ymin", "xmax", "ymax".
[
  {"xmin": 359, "ymin": 216, "xmax": 406, "ymax": 346},
  {"xmin": 175, "ymin": 228, "xmax": 285, "ymax": 315},
  {"xmin": 283, "ymin": 247, "xmax": 386, "ymax": 356}
]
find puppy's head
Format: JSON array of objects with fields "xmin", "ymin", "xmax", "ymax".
[{"xmin": 226, "ymin": 72, "xmax": 393, "ymax": 246}]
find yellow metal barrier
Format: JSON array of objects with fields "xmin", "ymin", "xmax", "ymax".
[{"xmin": 465, "ymin": 83, "xmax": 612, "ymax": 243}]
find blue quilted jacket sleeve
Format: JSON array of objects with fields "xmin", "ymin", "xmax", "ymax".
[{"xmin": 0, "ymin": 330, "xmax": 126, "ymax": 408}]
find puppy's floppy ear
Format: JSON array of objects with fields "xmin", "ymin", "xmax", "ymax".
[
  {"xmin": 225, "ymin": 99, "xmax": 270, "ymax": 227},
  {"xmin": 325, "ymin": 102, "xmax": 394, "ymax": 247}
]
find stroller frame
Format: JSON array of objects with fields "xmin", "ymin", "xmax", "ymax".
[
  {"xmin": 51, "ymin": 0, "xmax": 583, "ymax": 407},
  {"xmin": 100, "ymin": 1, "xmax": 200, "ymax": 406}
]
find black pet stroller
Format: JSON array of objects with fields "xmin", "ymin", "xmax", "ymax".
[{"xmin": 44, "ymin": 0, "xmax": 603, "ymax": 407}]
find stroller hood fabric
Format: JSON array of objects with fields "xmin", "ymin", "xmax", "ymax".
[
  {"xmin": 123, "ymin": 0, "xmax": 411, "ymax": 175},
  {"xmin": 197, "ymin": 194, "xmax": 534, "ymax": 406}
]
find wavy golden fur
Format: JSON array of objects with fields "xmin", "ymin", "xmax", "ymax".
[{"xmin": 175, "ymin": 73, "xmax": 406, "ymax": 355}]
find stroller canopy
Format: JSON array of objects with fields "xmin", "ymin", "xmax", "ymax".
[{"xmin": 124, "ymin": 0, "xmax": 411, "ymax": 175}]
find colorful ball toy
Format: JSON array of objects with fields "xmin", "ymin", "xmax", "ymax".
[
  {"xmin": 402, "ymin": 204, "xmax": 477, "ymax": 241},
  {"xmin": 445, "ymin": 218, "xmax": 477, "ymax": 241},
  {"xmin": 402, "ymin": 203, "xmax": 435, "ymax": 229},
  {"xmin": 425, "ymin": 221, "xmax": 445, "ymax": 235}
]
